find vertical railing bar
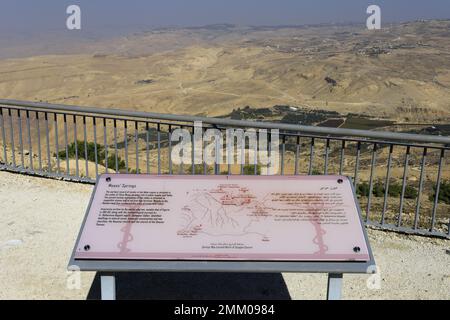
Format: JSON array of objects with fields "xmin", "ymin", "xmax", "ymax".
[
  {"xmin": 54, "ymin": 113, "xmax": 60, "ymax": 174},
  {"xmin": 413, "ymin": 148, "xmax": 427, "ymax": 230},
  {"xmin": 73, "ymin": 115, "xmax": 79, "ymax": 178},
  {"xmin": 93, "ymin": 117, "xmax": 99, "ymax": 179},
  {"xmin": 398, "ymin": 146, "xmax": 410, "ymax": 227},
  {"xmin": 18, "ymin": 109, "xmax": 24, "ymax": 168},
  {"xmin": 45, "ymin": 112, "xmax": 51, "ymax": 172},
  {"xmin": 354, "ymin": 142, "xmax": 361, "ymax": 187},
  {"xmin": 145, "ymin": 122, "xmax": 150, "ymax": 174},
  {"xmin": 8, "ymin": 109, "xmax": 16, "ymax": 167},
  {"xmin": 63, "ymin": 114, "xmax": 69, "ymax": 176},
  {"xmin": 191, "ymin": 125, "xmax": 195, "ymax": 175},
  {"xmin": 157, "ymin": 123, "xmax": 161, "ymax": 175},
  {"xmin": 240, "ymin": 133, "xmax": 245, "ymax": 175},
  {"xmin": 124, "ymin": 120, "xmax": 128, "ymax": 173},
  {"xmin": 103, "ymin": 118, "xmax": 108, "ymax": 174},
  {"xmin": 203, "ymin": 127, "xmax": 208, "ymax": 175},
  {"xmin": 308, "ymin": 138, "xmax": 315, "ymax": 175},
  {"xmin": 267, "ymin": 133, "xmax": 272, "ymax": 175},
  {"xmin": 295, "ymin": 136, "xmax": 300, "ymax": 175},
  {"xmin": 381, "ymin": 144, "xmax": 394, "ymax": 224},
  {"xmin": 26, "ymin": 110, "xmax": 33, "ymax": 170},
  {"xmin": 135, "ymin": 121, "xmax": 139, "ymax": 174},
  {"xmin": 280, "ymin": 135, "xmax": 285, "ymax": 175},
  {"xmin": 366, "ymin": 143, "xmax": 377, "ymax": 222},
  {"xmin": 168, "ymin": 125, "xmax": 172, "ymax": 175},
  {"xmin": 146, "ymin": 122, "xmax": 150, "ymax": 174},
  {"xmin": 214, "ymin": 129, "xmax": 220, "ymax": 175},
  {"xmin": 254, "ymin": 135, "xmax": 258, "ymax": 175},
  {"xmin": 83, "ymin": 116, "xmax": 88, "ymax": 177},
  {"xmin": 113, "ymin": 119, "xmax": 118, "ymax": 173},
  {"xmin": 36, "ymin": 112, "xmax": 42, "ymax": 171},
  {"xmin": 227, "ymin": 131, "xmax": 232, "ymax": 175},
  {"xmin": 430, "ymin": 149, "xmax": 445, "ymax": 232},
  {"xmin": 324, "ymin": 138, "xmax": 330, "ymax": 175},
  {"xmin": 0, "ymin": 108, "xmax": 7, "ymax": 165},
  {"xmin": 179, "ymin": 126, "xmax": 184, "ymax": 175},
  {"xmin": 218, "ymin": 129, "xmax": 223, "ymax": 175},
  {"xmin": 339, "ymin": 140, "xmax": 345, "ymax": 176}
]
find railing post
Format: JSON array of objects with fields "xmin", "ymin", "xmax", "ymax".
[
  {"xmin": 398, "ymin": 146, "xmax": 410, "ymax": 228},
  {"xmin": 145, "ymin": 122, "xmax": 150, "ymax": 174},
  {"xmin": 103, "ymin": 118, "xmax": 108, "ymax": 174},
  {"xmin": 0, "ymin": 108, "xmax": 8, "ymax": 165},
  {"xmin": 54, "ymin": 113, "xmax": 60, "ymax": 174},
  {"xmin": 93, "ymin": 117, "xmax": 99, "ymax": 179},
  {"xmin": 17, "ymin": 109, "xmax": 24, "ymax": 168},
  {"xmin": 414, "ymin": 148, "xmax": 427, "ymax": 230},
  {"xmin": 73, "ymin": 115, "xmax": 79, "ymax": 177},
  {"xmin": 36, "ymin": 111, "xmax": 42, "ymax": 171},
  {"xmin": 63, "ymin": 114, "xmax": 69, "ymax": 175},
  {"xmin": 26, "ymin": 110, "xmax": 33, "ymax": 170},
  {"xmin": 381, "ymin": 144, "xmax": 394, "ymax": 224},
  {"xmin": 124, "ymin": 120, "xmax": 128, "ymax": 173},
  {"xmin": 44, "ymin": 112, "xmax": 51, "ymax": 172},
  {"xmin": 366, "ymin": 143, "xmax": 377, "ymax": 222},
  {"xmin": 430, "ymin": 149, "xmax": 445, "ymax": 232}
]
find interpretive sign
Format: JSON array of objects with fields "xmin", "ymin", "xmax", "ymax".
[{"xmin": 73, "ymin": 175, "xmax": 370, "ymax": 262}]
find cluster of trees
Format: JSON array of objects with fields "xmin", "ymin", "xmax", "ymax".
[
  {"xmin": 356, "ymin": 180, "xmax": 450, "ymax": 205},
  {"xmin": 430, "ymin": 181, "xmax": 450, "ymax": 205},
  {"xmin": 57, "ymin": 141, "xmax": 126, "ymax": 171},
  {"xmin": 356, "ymin": 182, "xmax": 417, "ymax": 199}
]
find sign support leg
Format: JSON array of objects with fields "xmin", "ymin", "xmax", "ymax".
[
  {"xmin": 101, "ymin": 275, "xmax": 116, "ymax": 300},
  {"xmin": 327, "ymin": 273, "xmax": 343, "ymax": 300}
]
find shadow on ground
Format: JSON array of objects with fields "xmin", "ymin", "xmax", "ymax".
[{"xmin": 87, "ymin": 272, "xmax": 291, "ymax": 300}]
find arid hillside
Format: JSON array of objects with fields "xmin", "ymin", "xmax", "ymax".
[{"xmin": 0, "ymin": 21, "xmax": 450, "ymax": 121}]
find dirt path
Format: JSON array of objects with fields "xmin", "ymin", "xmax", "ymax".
[{"xmin": 0, "ymin": 170, "xmax": 448, "ymax": 300}]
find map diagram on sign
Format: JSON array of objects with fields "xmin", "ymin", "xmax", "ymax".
[{"xmin": 178, "ymin": 184, "xmax": 271, "ymax": 241}]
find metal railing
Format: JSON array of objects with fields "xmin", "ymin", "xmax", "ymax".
[{"xmin": 0, "ymin": 99, "xmax": 449, "ymax": 238}]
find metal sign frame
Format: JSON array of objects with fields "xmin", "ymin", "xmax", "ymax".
[{"xmin": 68, "ymin": 174, "xmax": 375, "ymax": 274}]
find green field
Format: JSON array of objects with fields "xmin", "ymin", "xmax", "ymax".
[{"xmin": 341, "ymin": 117, "xmax": 394, "ymax": 130}]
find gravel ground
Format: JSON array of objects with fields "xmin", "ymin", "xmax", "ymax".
[{"xmin": 0, "ymin": 170, "xmax": 448, "ymax": 300}]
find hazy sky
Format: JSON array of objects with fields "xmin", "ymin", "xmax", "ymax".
[{"xmin": 1, "ymin": 0, "xmax": 450, "ymax": 34}]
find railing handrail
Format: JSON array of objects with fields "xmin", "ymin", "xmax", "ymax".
[{"xmin": 1, "ymin": 98, "xmax": 449, "ymax": 145}]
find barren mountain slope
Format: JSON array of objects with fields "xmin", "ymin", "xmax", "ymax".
[{"xmin": 0, "ymin": 21, "xmax": 449, "ymax": 121}]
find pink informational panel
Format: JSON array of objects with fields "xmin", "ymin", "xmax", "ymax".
[{"xmin": 74, "ymin": 175, "xmax": 370, "ymax": 262}]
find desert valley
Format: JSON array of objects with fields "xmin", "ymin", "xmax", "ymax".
[{"xmin": 0, "ymin": 20, "xmax": 449, "ymax": 124}]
